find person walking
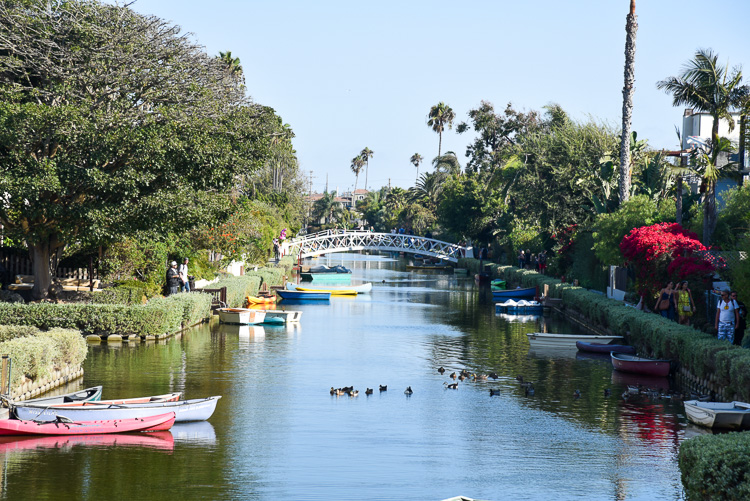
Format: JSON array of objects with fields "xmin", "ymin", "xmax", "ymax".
[
  {"xmin": 653, "ymin": 281, "xmax": 677, "ymax": 319},
  {"xmin": 731, "ymin": 291, "xmax": 747, "ymax": 347},
  {"xmin": 676, "ymin": 281, "xmax": 695, "ymax": 326},
  {"xmin": 178, "ymin": 258, "xmax": 190, "ymax": 292},
  {"xmin": 166, "ymin": 261, "xmax": 181, "ymax": 296},
  {"xmin": 715, "ymin": 290, "xmax": 739, "ymax": 343}
]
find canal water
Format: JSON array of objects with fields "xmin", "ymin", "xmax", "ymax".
[{"xmin": 0, "ymin": 253, "xmax": 697, "ymax": 500}]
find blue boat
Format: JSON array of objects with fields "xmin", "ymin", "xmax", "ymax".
[
  {"xmin": 495, "ymin": 300, "xmax": 543, "ymax": 315},
  {"xmin": 492, "ymin": 287, "xmax": 536, "ymax": 301},
  {"xmin": 276, "ymin": 290, "xmax": 332, "ymax": 300}
]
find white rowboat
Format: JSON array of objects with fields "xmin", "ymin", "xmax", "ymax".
[
  {"xmin": 684, "ymin": 400, "xmax": 750, "ymax": 430},
  {"xmin": 217, "ymin": 308, "xmax": 266, "ymax": 325},
  {"xmin": 526, "ymin": 333, "xmax": 623, "ymax": 348}
]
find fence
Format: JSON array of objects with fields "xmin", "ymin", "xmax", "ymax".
[{"xmin": 0, "ymin": 250, "xmax": 99, "ymax": 282}]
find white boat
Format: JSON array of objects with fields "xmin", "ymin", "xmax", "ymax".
[
  {"xmin": 684, "ymin": 400, "xmax": 750, "ymax": 430},
  {"xmin": 261, "ymin": 309, "xmax": 303, "ymax": 323},
  {"xmin": 217, "ymin": 308, "xmax": 266, "ymax": 325},
  {"xmin": 285, "ymin": 282, "xmax": 372, "ymax": 294},
  {"xmin": 525, "ymin": 333, "xmax": 623, "ymax": 348}
]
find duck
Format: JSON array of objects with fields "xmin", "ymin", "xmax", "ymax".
[
  {"xmin": 489, "ymin": 389, "xmax": 501, "ymax": 397},
  {"xmin": 437, "ymin": 367, "xmax": 446, "ymax": 374},
  {"xmin": 404, "ymin": 386, "xmax": 413, "ymax": 395},
  {"xmin": 449, "ymin": 372, "xmax": 457, "ymax": 380},
  {"xmin": 604, "ymin": 388, "xmax": 611, "ymax": 397},
  {"xmin": 350, "ymin": 390, "xmax": 359, "ymax": 397},
  {"xmin": 573, "ymin": 389, "xmax": 581, "ymax": 399},
  {"xmin": 365, "ymin": 388, "xmax": 373, "ymax": 395},
  {"xmin": 525, "ymin": 385, "xmax": 535, "ymax": 396},
  {"xmin": 460, "ymin": 369, "xmax": 471, "ymax": 378},
  {"xmin": 379, "ymin": 385, "xmax": 387, "ymax": 392},
  {"xmin": 330, "ymin": 387, "xmax": 336, "ymax": 395},
  {"xmin": 519, "ymin": 381, "xmax": 533, "ymax": 388},
  {"xmin": 516, "ymin": 375, "xmax": 524, "ymax": 383},
  {"xmin": 342, "ymin": 386, "xmax": 354, "ymax": 394},
  {"xmin": 488, "ymin": 372, "xmax": 499, "ymax": 380},
  {"xmin": 458, "ymin": 374, "xmax": 466, "ymax": 381},
  {"xmin": 444, "ymin": 382, "xmax": 458, "ymax": 390},
  {"xmin": 335, "ymin": 388, "xmax": 347, "ymax": 396},
  {"xmin": 473, "ymin": 374, "xmax": 488, "ymax": 381}
]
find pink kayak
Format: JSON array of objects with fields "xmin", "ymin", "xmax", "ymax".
[{"xmin": 0, "ymin": 412, "xmax": 176, "ymax": 436}]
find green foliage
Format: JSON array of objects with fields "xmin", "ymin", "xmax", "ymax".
[
  {"xmin": 503, "ymin": 218, "xmax": 544, "ymax": 259},
  {"xmin": 250, "ymin": 267, "xmax": 285, "ymax": 288},
  {"xmin": 679, "ymin": 432, "xmax": 750, "ymax": 501},
  {"xmin": 0, "ymin": 328, "xmax": 86, "ymax": 386},
  {"xmin": 566, "ymin": 231, "xmax": 608, "ymax": 290},
  {"xmin": 715, "ymin": 184, "xmax": 750, "ymax": 249},
  {"xmin": 212, "ymin": 276, "xmax": 261, "ymax": 308},
  {"xmin": 0, "ymin": 293, "xmax": 211, "ymax": 336},
  {"xmin": 437, "ymin": 174, "xmax": 504, "ymax": 242},
  {"xmin": 0, "ymin": 325, "xmax": 39, "ymax": 342},
  {"xmin": 592, "ymin": 195, "xmax": 664, "ymax": 265}
]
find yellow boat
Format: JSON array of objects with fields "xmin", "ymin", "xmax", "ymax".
[
  {"xmin": 246, "ymin": 295, "xmax": 277, "ymax": 304},
  {"xmin": 294, "ymin": 286, "xmax": 358, "ymax": 296}
]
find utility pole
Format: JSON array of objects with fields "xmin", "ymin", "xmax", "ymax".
[{"xmin": 388, "ymin": 178, "xmax": 391, "ymax": 189}]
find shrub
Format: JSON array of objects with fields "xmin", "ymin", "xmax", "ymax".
[
  {"xmin": 0, "ymin": 290, "xmax": 24, "ymax": 303},
  {"xmin": 0, "ymin": 328, "xmax": 85, "ymax": 386},
  {"xmin": 679, "ymin": 432, "xmax": 750, "ymax": 500},
  {"xmin": 0, "ymin": 293, "xmax": 211, "ymax": 336},
  {"xmin": 0, "ymin": 325, "xmax": 39, "ymax": 342},
  {"xmin": 212, "ymin": 276, "xmax": 261, "ymax": 308}
]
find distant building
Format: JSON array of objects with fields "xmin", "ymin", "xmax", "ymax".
[{"xmin": 678, "ymin": 109, "xmax": 748, "ymax": 207}]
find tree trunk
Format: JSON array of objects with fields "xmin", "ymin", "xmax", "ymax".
[
  {"xmin": 438, "ymin": 132, "xmax": 442, "ymax": 158},
  {"xmin": 364, "ymin": 161, "xmax": 369, "ymax": 192},
  {"xmin": 703, "ymin": 181, "xmax": 716, "ymax": 246},
  {"xmin": 618, "ymin": 0, "xmax": 637, "ymax": 204},
  {"xmin": 675, "ymin": 175, "xmax": 683, "ymax": 225},
  {"xmin": 28, "ymin": 234, "xmax": 64, "ymax": 300},
  {"xmin": 740, "ymin": 114, "xmax": 746, "ymax": 186}
]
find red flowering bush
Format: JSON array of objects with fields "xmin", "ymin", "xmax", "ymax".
[{"xmin": 620, "ymin": 223, "xmax": 716, "ymax": 296}]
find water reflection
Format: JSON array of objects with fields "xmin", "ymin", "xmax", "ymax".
[{"xmin": 0, "ymin": 253, "xmax": 689, "ymax": 500}]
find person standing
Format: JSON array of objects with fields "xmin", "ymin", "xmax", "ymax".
[
  {"xmin": 676, "ymin": 281, "xmax": 695, "ymax": 326},
  {"xmin": 538, "ymin": 251, "xmax": 547, "ymax": 275},
  {"xmin": 273, "ymin": 238, "xmax": 280, "ymax": 261},
  {"xmin": 166, "ymin": 261, "xmax": 181, "ymax": 296},
  {"xmin": 518, "ymin": 249, "xmax": 525, "ymax": 269},
  {"xmin": 524, "ymin": 249, "xmax": 531, "ymax": 269},
  {"xmin": 653, "ymin": 281, "xmax": 676, "ymax": 319},
  {"xmin": 731, "ymin": 291, "xmax": 747, "ymax": 347},
  {"xmin": 179, "ymin": 258, "xmax": 190, "ymax": 292},
  {"xmin": 715, "ymin": 290, "xmax": 739, "ymax": 343}
]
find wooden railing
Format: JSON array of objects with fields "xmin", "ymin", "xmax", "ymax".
[{"xmin": 193, "ymin": 287, "xmax": 227, "ymax": 311}]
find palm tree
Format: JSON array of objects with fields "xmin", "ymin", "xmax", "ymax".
[
  {"xmin": 432, "ymin": 151, "xmax": 462, "ymax": 178},
  {"xmin": 410, "ymin": 153, "xmax": 423, "ymax": 181},
  {"xmin": 618, "ymin": 0, "xmax": 638, "ymax": 204},
  {"xmin": 694, "ymin": 137, "xmax": 736, "ymax": 238},
  {"xmin": 427, "ymin": 102, "xmax": 456, "ymax": 157},
  {"xmin": 657, "ymin": 48, "xmax": 745, "ymax": 244},
  {"xmin": 312, "ymin": 191, "xmax": 345, "ymax": 225},
  {"xmin": 351, "ymin": 155, "xmax": 364, "ymax": 193},
  {"xmin": 360, "ymin": 147, "xmax": 374, "ymax": 191},
  {"xmin": 218, "ymin": 51, "xmax": 243, "ymax": 80}
]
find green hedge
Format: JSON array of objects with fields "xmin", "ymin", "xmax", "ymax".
[
  {"xmin": 0, "ymin": 293, "xmax": 211, "ymax": 337},
  {"xmin": 275, "ymin": 255, "xmax": 295, "ymax": 274},
  {"xmin": 0, "ymin": 328, "xmax": 87, "ymax": 386},
  {"xmin": 212, "ymin": 276, "xmax": 261, "ymax": 308},
  {"xmin": 494, "ymin": 264, "xmax": 750, "ymax": 401},
  {"xmin": 248, "ymin": 267, "xmax": 285, "ymax": 288},
  {"xmin": 679, "ymin": 432, "xmax": 750, "ymax": 500}
]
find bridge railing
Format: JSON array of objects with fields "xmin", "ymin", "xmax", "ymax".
[{"xmin": 282, "ymin": 231, "xmax": 468, "ymax": 263}]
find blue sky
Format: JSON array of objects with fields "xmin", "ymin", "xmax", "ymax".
[{"xmin": 131, "ymin": 0, "xmax": 750, "ymax": 193}]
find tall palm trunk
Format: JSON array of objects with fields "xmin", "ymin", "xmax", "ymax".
[
  {"xmin": 364, "ymin": 160, "xmax": 369, "ymax": 191},
  {"xmin": 438, "ymin": 132, "xmax": 442, "ymax": 158},
  {"xmin": 740, "ymin": 114, "xmax": 747, "ymax": 187},
  {"xmin": 618, "ymin": 0, "xmax": 637, "ymax": 204},
  {"xmin": 703, "ymin": 118, "xmax": 721, "ymax": 245}
]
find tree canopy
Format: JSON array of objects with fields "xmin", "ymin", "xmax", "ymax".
[{"xmin": 0, "ymin": 0, "xmax": 280, "ymax": 297}]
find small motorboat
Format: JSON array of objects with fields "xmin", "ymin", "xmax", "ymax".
[
  {"xmin": 0, "ymin": 413, "xmax": 176, "ymax": 436},
  {"xmin": 495, "ymin": 299, "xmax": 543, "ymax": 314},
  {"xmin": 21, "ymin": 386, "xmax": 103, "ymax": 406},
  {"xmin": 12, "ymin": 397, "xmax": 221, "ymax": 423},
  {"xmin": 684, "ymin": 400, "xmax": 750, "ymax": 430},
  {"xmin": 610, "ymin": 352, "xmax": 671, "ymax": 377},
  {"xmin": 276, "ymin": 290, "xmax": 331, "ymax": 300},
  {"xmin": 526, "ymin": 333, "xmax": 623, "ymax": 348},
  {"xmin": 286, "ymin": 282, "xmax": 372, "ymax": 294},
  {"xmin": 217, "ymin": 308, "xmax": 266, "ymax": 325},
  {"xmin": 491, "ymin": 279, "xmax": 507, "ymax": 289},
  {"xmin": 492, "ymin": 287, "xmax": 536, "ymax": 301},
  {"xmin": 576, "ymin": 342, "xmax": 636, "ymax": 354}
]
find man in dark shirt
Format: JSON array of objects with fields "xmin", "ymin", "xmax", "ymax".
[
  {"xmin": 731, "ymin": 291, "xmax": 747, "ymax": 347},
  {"xmin": 166, "ymin": 261, "xmax": 181, "ymax": 295}
]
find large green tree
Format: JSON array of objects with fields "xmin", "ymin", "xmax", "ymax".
[
  {"xmin": 427, "ymin": 102, "xmax": 455, "ymax": 157},
  {"xmin": 0, "ymin": 0, "xmax": 276, "ymax": 298},
  {"xmin": 657, "ymin": 48, "xmax": 745, "ymax": 244}
]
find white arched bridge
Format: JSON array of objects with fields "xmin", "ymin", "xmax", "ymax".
[{"xmin": 281, "ymin": 230, "xmax": 470, "ymax": 263}]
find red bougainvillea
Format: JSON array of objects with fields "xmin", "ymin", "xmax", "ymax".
[{"xmin": 620, "ymin": 222, "xmax": 719, "ymax": 296}]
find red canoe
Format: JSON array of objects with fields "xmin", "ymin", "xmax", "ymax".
[
  {"xmin": 0, "ymin": 412, "xmax": 176, "ymax": 436},
  {"xmin": 611, "ymin": 352, "xmax": 671, "ymax": 377}
]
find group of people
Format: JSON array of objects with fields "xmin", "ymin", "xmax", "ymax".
[
  {"xmin": 517, "ymin": 249, "xmax": 548, "ymax": 275},
  {"xmin": 166, "ymin": 258, "xmax": 190, "ymax": 295},
  {"xmin": 653, "ymin": 281, "xmax": 747, "ymax": 346}
]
